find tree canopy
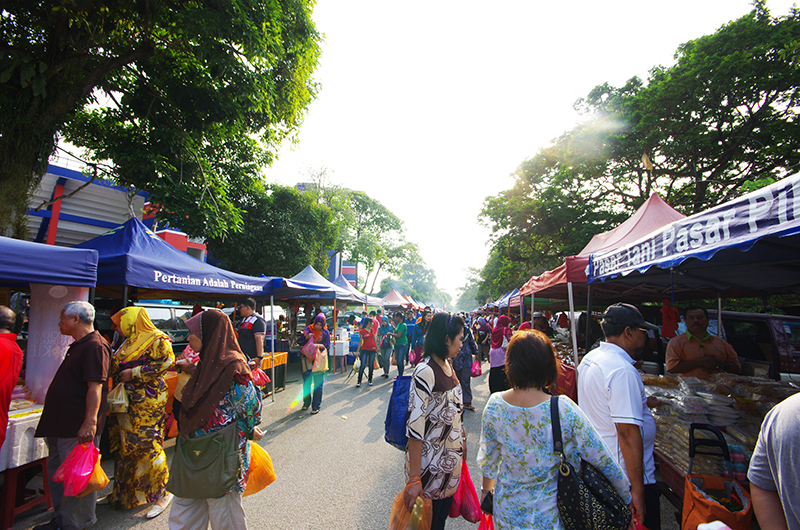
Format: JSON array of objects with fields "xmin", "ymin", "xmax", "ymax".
[
  {"xmin": 479, "ymin": 5, "xmax": 800, "ymax": 299},
  {"xmin": 0, "ymin": 0, "xmax": 320, "ymax": 237},
  {"xmin": 204, "ymin": 184, "xmax": 336, "ymax": 278}
]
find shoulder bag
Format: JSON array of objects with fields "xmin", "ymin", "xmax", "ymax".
[
  {"xmin": 167, "ymin": 420, "xmax": 240, "ymax": 499},
  {"xmin": 550, "ymin": 396, "xmax": 632, "ymax": 530}
]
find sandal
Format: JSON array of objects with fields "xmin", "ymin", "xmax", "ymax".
[
  {"xmin": 301, "ymin": 405, "xmax": 309, "ymax": 411},
  {"xmin": 310, "ymin": 409, "xmax": 319, "ymax": 415},
  {"xmin": 464, "ymin": 404, "xmax": 475, "ymax": 410}
]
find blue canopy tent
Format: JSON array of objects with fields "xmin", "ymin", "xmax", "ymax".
[
  {"xmin": 588, "ymin": 173, "xmax": 800, "ymax": 299},
  {"xmin": 0, "ymin": 236, "xmax": 98, "ymax": 288},
  {"xmin": 332, "ymin": 274, "xmax": 385, "ymax": 307},
  {"xmin": 75, "ymin": 218, "xmax": 278, "ymax": 299}
]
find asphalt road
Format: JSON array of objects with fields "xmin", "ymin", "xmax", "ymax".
[{"xmin": 14, "ymin": 361, "xmax": 682, "ymax": 530}]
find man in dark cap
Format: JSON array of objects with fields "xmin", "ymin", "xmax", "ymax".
[{"xmin": 577, "ymin": 303, "xmax": 659, "ymax": 529}]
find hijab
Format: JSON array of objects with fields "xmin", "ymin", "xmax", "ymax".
[
  {"xmin": 518, "ymin": 321, "xmax": 532, "ymax": 331},
  {"xmin": 477, "ymin": 317, "xmax": 491, "ymax": 333},
  {"xmin": 491, "ymin": 315, "xmax": 513, "ymax": 349},
  {"xmin": 111, "ymin": 307, "xmax": 169, "ymax": 364},
  {"xmin": 179, "ymin": 310, "xmax": 251, "ymax": 435},
  {"xmin": 305, "ymin": 313, "xmax": 327, "ymax": 343}
]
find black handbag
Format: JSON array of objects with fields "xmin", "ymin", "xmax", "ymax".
[
  {"xmin": 167, "ymin": 421, "xmax": 240, "ymax": 499},
  {"xmin": 550, "ymin": 396, "xmax": 632, "ymax": 530}
]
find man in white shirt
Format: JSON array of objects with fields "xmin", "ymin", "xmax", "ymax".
[{"xmin": 577, "ymin": 303, "xmax": 659, "ymax": 528}]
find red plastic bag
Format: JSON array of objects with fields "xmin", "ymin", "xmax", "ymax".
[
  {"xmin": 632, "ymin": 515, "xmax": 651, "ymax": 530},
  {"xmin": 471, "ymin": 359, "xmax": 482, "ymax": 377},
  {"xmin": 251, "ymin": 367, "xmax": 270, "ymax": 386},
  {"xmin": 459, "ymin": 461, "xmax": 481, "ymax": 523},
  {"xmin": 389, "ymin": 485, "xmax": 432, "ymax": 530},
  {"xmin": 478, "ymin": 512, "xmax": 494, "ymax": 530},
  {"xmin": 53, "ymin": 443, "xmax": 99, "ymax": 496}
]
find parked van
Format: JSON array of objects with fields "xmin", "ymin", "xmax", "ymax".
[
  {"xmin": 95, "ymin": 302, "xmax": 197, "ymax": 355},
  {"xmin": 643, "ymin": 311, "xmax": 800, "ymax": 382}
]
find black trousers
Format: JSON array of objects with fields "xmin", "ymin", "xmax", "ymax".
[
  {"xmin": 644, "ymin": 482, "xmax": 661, "ymax": 530},
  {"xmin": 430, "ymin": 496, "xmax": 453, "ymax": 530}
]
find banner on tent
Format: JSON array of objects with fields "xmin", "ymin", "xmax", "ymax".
[{"xmin": 590, "ymin": 175, "xmax": 800, "ymax": 281}]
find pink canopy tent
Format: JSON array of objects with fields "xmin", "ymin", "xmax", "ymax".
[
  {"xmin": 520, "ymin": 193, "xmax": 685, "ymax": 300},
  {"xmin": 382, "ymin": 288, "xmax": 412, "ymax": 309},
  {"xmin": 519, "ymin": 193, "xmax": 685, "ymax": 360}
]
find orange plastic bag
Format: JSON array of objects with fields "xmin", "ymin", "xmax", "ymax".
[
  {"xmin": 243, "ymin": 441, "xmax": 276, "ymax": 497},
  {"xmin": 478, "ymin": 512, "xmax": 494, "ymax": 530},
  {"xmin": 682, "ymin": 474, "xmax": 752, "ymax": 530},
  {"xmin": 389, "ymin": 486, "xmax": 432, "ymax": 530},
  {"xmin": 53, "ymin": 443, "xmax": 99, "ymax": 496},
  {"xmin": 76, "ymin": 458, "xmax": 110, "ymax": 497}
]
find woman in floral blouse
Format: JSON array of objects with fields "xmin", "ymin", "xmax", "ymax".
[
  {"xmin": 477, "ymin": 330, "xmax": 630, "ymax": 529},
  {"xmin": 404, "ymin": 312, "xmax": 466, "ymax": 530}
]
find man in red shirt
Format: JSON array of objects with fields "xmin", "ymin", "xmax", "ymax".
[{"xmin": 0, "ymin": 306, "xmax": 23, "ymax": 448}]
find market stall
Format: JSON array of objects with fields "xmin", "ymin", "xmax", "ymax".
[
  {"xmin": 587, "ymin": 174, "xmax": 800, "ymax": 516},
  {"xmin": 0, "ymin": 237, "xmax": 99, "ymax": 528}
]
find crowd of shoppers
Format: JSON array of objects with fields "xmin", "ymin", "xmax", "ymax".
[{"xmin": 29, "ymin": 297, "xmax": 795, "ymax": 530}]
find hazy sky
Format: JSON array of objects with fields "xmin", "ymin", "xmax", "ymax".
[{"xmin": 263, "ymin": 0, "xmax": 798, "ymax": 302}]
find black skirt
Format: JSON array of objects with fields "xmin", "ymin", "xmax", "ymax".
[{"xmin": 489, "ymin": 366, "xmax": 509, "ymax": 394}]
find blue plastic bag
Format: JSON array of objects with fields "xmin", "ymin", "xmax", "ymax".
[{"xmin": 385, "ymin": 375, "xmax": 412, "ymax": 450}]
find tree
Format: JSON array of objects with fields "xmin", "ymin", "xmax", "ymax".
[
  {"xmin": 453, "ymin": 267, "xmax": 483, "ymax": 312},
  {"xmin": 479, "ymin": 5, "xmax": 800, "ymax": 297},
  {"xmin": 205, "ymin": 184, "xmax": 336, "ymax": 278},
  {"xmin": 0, "ymin": 0, "xmax": 321, "ymax": 237}
]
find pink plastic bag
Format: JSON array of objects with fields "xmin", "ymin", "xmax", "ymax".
[
  {"xmin": 53, "ymin": 443, "xmax": 99, "ymax": 496},
  {"xmin": 471, "ymin": 359, "xmax": 482, "ymax": 377}
]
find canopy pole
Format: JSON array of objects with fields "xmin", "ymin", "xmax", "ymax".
[
  {"xmin": 585, "ymin": 285, "xmax": 594, "ymax": 352},
  {"xmin": 122, "ymin": 285, "xmax": 129, "ymax": 307},
  {"xmin": 531, "ymin": 294, "xmax": 535, "ymax": 326},
  {"xmin": 670, "ymin": 268, "xmax": 675, "ymax": 303},
  {"xmin": 270, "ymin": 296, "xmax": 275, "ymax": 403},
  {"xmin": 567, "ymin": 282, "xmax": 579, "ymax": 366},
  {"xmin": 89, "ymin": 287, "xmax": 95, "ymax": 306},
  {"xmin": 717, "ymin": 295, "xmax": 723, "ymax": 338}
]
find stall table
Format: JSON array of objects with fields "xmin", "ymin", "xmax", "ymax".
[{"xmin": 261, "ymin": 352, "xmax": 288, "ymax": 394}]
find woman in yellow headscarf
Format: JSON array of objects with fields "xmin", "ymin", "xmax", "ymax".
[{"xmin": 108, "ymin": 307, "xmax": 175, "ymax": 518}]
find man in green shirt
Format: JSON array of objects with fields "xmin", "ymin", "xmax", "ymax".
[{"xmin": 392, "ymin": 311, "xmax": 409, "ymax": 377}]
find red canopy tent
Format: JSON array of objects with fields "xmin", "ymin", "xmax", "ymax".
[{"xmin": 519, "ymin": 193, "xmax": 685, "ymax": 360}]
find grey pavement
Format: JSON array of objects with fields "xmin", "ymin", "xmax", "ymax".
[{"xmin": 14, "ymin": 361, "xmax": 681, "ymax": 530}]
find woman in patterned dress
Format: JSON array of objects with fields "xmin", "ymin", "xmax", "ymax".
[
  {"xmin": 168, "ymin": 309, "xmax": 263, "ymax": 530},
  {"xmin": 477, "ymin": 330, "xmax": 631, "ymax": 529},
  {"xmin": 404, "ymin": 312, "xmax": 466, "ymax": 530},
  {"xmin": 108, "ymin": 307, "xmax": 174, "ymax": 517}
]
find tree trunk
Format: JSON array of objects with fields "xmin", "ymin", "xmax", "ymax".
[
  {"xmin": 0, "ymin": 125, "xmax": 57, "ymax": 238},
  {"xmin": 368, "ymin": 262, "xmax": 384, "ymax": 294}
]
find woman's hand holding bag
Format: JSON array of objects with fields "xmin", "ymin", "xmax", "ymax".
[{"xmin": 389, "ymin": 484, "xmax": 432, "ymax": 530}]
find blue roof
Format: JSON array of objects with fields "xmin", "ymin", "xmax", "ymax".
[{"xmin": 75, "ymin": 218, "xmax": 276, "ymax": 296}]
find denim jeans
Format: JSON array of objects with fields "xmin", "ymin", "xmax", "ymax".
[
  {"xmin": 302, "ymin": 369, "xmax": 324, "ymax": 410},
  {"xmin": 394, "ymin": 343, "xmax": 409, "ymax": 377},
  {"xmin": 358, "ymin": 350, "xmax": 375, "ymax": 384},
  {"xmin": 380, "ymin": 344, "xmax": 393, "ymax": 375}
]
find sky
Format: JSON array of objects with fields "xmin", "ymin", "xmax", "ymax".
[{"xmin": 263, "ymin": 0, "xmax": 798, "ymax": 302}]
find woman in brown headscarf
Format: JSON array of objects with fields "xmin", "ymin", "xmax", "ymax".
[{"xmin": 168, "ymin": 310, "xmax": 263, "ymax": 530}]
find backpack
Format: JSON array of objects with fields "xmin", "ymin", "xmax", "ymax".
[{"xmin": 384, "ymin": 375, "xmax": 412, "ymax": 450}]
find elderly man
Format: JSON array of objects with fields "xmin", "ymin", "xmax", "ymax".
[
  {"xmin": 577, "ymin": 303, "xmax": 659, "ymax": 529},
  {"xmin": 0, "ymin": 306, "xmax": 23, "ymax": 448},
  {"xmin": 665, "ymin": 306, "xmax": 741, "ymax": 379},
  {"xmin": 34, "ymin": 301, "xmax": 111, "ymax": 530}
]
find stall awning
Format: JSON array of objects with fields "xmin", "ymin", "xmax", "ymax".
[
  {"xmin": 588, "ymin": 173, "xmax": 800, "ymax": 297},
  {"xmin": 0, "ymin": 236, "xmax": 98, "ymax": 287}
]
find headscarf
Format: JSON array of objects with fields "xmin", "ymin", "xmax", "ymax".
[
  {"xmin": 518, "ymin": 321, "xmax": 532, "ymax": 331},
  {"xmin": 111, "ymin": 307, "xmax": 169, "ymax": 364},
  {"xmin": 179, "ymin": 310, "xmax": 251, "ymax": 435},
  {"xmin": 477, "ymin": 317, "xmax": 490, "ymax": 333},
  {"xmin": 491, "ymin": 315, "xmax": 513, "ymax": 349},
  {"xmin": 305, "ymin": 313, "xmax": 327, "ymax": 344}
]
